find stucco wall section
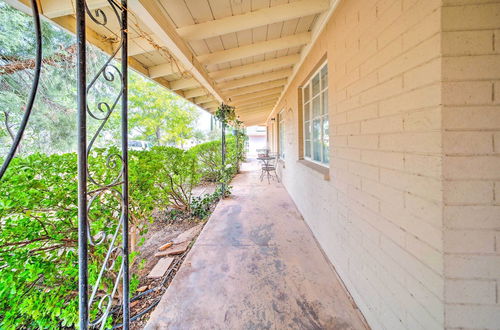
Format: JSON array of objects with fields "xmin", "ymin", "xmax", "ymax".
[
  {"xmin": 441, "ymin": 1, "xmax": 500, "ymax": 329},
  {"xmin": 271, "ymin": 0, "xmax": 445, "ymax": 329}
]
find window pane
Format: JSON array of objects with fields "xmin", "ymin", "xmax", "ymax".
[
  {"xmin": 305, "ymin": 140, "xmax": 311, "ymax": 158},
  {"xmin": 321, "ymin": 90, "xmax": 328, "ymax": 115},
  {"xmin": 322, "ymin": 118, "xmax": 329, "ymax": 164},
  {"xmin": 313, "ymin": 119, "xmax": 321, "ymax": 161},
  {"xmin": 304, "ymin": 102, "xmax": 310, "ymax": 121},
  {"xmin": 304, "ymin": 120, "xmax": 311, "ymax": 140},
  {"xmin": 312, "ymin": 74, "xmax": 320, "ymax": 96},
  {"xmin": 312, "ymin": 96, "xmax": 320, "ymax": 117},
  {"xmin": 321, "ymin": 65, "xmax": 328, "ymax": 89},
  {"xmin": 303, "ymin": 85, "xmax": 310, "ymax": 102},
  {"xmin": 279, "ymin": 118, "xmax": 285, "ymax": 159}
]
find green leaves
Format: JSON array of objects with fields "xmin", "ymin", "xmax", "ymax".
[
  {"xmin": 0, "ymin": 136, "xmax": 245, "ymax": 328},
  {"xmin": 189, "ymin": 136, "xmax": 243, "ymax": 183},
  {"xmin": 214, "ymin": 103, "xmax": 236, "ymax": 125},
  {"xmin": 128, "ymin": 74, "xmax": 199, "ymax": 147},
  {"xmin": 0, "ymin": 153, "xmax": 78, "ymax": 328}
]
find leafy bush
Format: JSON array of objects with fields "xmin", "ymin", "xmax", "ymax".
[
  {"xmin": 189, "ymin": 136, "xmax": 243, "ymax": 183},
  {"xmin": 0, "ymin": 137, "xmax": 242, "ymax": 328},
  {"xmin": 0, "ymin": 153, "xmax": 80, "ymax": 328},
  {"xmin": 189, "ymin": 184, "xmax": 230, "ymax": 219},
  {"xmin": 0, "ymin": 147, "xmax": 198, "ymax": 328},
  {"xmin": 146, "ymin": 146, "xmax": 200, "ymax": 212}
]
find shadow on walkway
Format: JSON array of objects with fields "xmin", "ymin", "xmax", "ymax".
[{"xmin": 145, "ymin": 160, "xmax": 368, "ymax": 330}]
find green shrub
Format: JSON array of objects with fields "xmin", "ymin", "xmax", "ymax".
[
  {"xmin": 0, "ymin": 153, "xmax": 83, "ymax": 328},
  {"xmin": 189, "ymin": 136, "xmax": 244, "ymax": 183},
  {"xmin": 147, "ymin": 146, "xmax": 200, "ymax": 212},
  {"xmin": 0, "ymin": 137, "xmax": 240, "ymax": 328}
]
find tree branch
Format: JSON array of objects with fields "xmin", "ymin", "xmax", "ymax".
[
  {"xmin": 2, "ymin": 110, "xmax": 15, "ymax": 141},
  {"xmin": 0, "ymin": 44, "xmax": 77, "ymax": 75}
]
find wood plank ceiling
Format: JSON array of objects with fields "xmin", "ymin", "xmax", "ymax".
[{"xmin": 8, "ymin": 0, "xmax": 331, "ymax": 126}]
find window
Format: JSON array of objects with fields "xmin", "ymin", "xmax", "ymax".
[
  {"xmin": 278, "ymin": 110, "xmax": 285, "ymax": 159},
  {"xmin": 303, "ymin": 62, "xmax": 329, "ymax": 166}
]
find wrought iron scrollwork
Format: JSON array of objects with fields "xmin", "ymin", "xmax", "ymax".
[
  {"xmin": 76, "ymin": 0, "xmax": 129, "ymax": 328},
  {"xmin": 0, "ymin": 0, "xmax": 41, "ymax": 180},
  {"xmin": 0, "ymin": 0, "xmax": 129, "ymax": 327}
]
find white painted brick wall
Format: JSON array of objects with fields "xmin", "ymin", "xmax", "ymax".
[
  {"xmin": 442, "ymin": 1, "xmax": 500, "ymax": 327},
  {"xmin": 270, "ymin": 0, "xmax": 500, "ymax": 329}
]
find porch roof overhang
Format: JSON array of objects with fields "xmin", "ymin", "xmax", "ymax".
[{"xmin": 6, "ymin": 0, "xmax": 339, "ymax": 126}]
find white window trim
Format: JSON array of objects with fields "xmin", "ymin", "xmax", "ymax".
[
  {"xmin": 302, "ymin": 61, "xmax": 329, "ymax": 167},
  {"xmin": 278, "ymin": 109, "xmax": 285, "ymax": 160}
]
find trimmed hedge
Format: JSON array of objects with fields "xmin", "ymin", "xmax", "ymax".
[{"xmin": 0, "ymin": 137, "xmax": 244, "ymax": 328}]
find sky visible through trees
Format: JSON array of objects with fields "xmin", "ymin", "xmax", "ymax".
[{"xmin": 0, "ymin": 0, "xmax": 210, "ymax": 157}]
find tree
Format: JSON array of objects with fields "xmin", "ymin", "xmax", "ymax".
[
  {"xmin": 0, "ymin": 1, "xmax": 123, "ymax": 156},
  {"xmin": 0, "ymin": 1, "xmax": 202, "ymax": 157},
  {"xmin": 128, "ymin": 74, "xmax": 199, "ymax": 147}
]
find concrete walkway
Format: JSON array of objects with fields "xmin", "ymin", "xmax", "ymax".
[{"xmin": 145, "ymin": 161, "xmax": 368, "ymax": 330}]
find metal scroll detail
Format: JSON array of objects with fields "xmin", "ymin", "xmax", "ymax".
[
  {"xmin": 76, "ymin": 0, "xmax": 129, "ymax": 328},
  {"xmin": 0, "ymin": 0, "xmax": 41, "ymax": 180}
]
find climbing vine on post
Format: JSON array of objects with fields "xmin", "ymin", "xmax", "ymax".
[
  {"xmin": 215, "ymin": 103, "xmax": 236, "ymax": 196},
  {"xmin": 232, "ymin": 119, "xmax": 244, "ymax": 173}
]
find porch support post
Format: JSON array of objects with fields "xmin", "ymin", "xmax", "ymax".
[
  {"xmin": 221, "ymin": 121, "xmax": 226, "ymax": 196},
  {"xmin": 76, "ymin": 0, "xmax": 88, "ymax": 328},
  {"xmin": 121, "ymin": 0, "xmax": 130, "ymax": 328}
]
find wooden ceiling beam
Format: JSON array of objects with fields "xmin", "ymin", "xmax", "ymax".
[
  {"xmin": 241, "ymin": 119, "xmax": 266, "ymax": 126},
  {"xmin": 127, "ymin": 36, "xmax": 159, "ymax": 56},
  {"xmin": 224, "ymin": 79, "xmax": 287, "ymax": 97},
  {"xmin": 113, "ymin": 36, "xmax": 162, "ymax": 57},
  {"xmin": 237, "ymin": 108, "xmax": 273, "ymax": 115},
  {"xmin": 240, "ymin": 112, "xmax": 268, "ymax": 119},
  {"xmin": 236, "ymin": 101, "xmax": 277, "ymax": 111},
  {"xmin": 148, "ymin": 61, "xmax": 183, "ymax": 78},
  {"xmin": 184, "ymin": 88, "xmax": 208, "ymax": 99},
  {"xmin": 200, "ymin": 101, "xmax": 219, "ymax": 109},
  {"xmin": 218, "ymin": 69, "xmax": 290, "ymax": 90},
  {"xmin": 237, "ymin": 111, "xmax": 272, "ymax": 124},
  {"xmin": 237, "ymin": 113, "xmax": 275, "ymax": 123},
  {"xmin": 176, "ymin": 0, "xmax": 329, "ymax": 41},
  {"xmin": 232, "ymin": 94, "xmax": 281, "ymax": 107},
  {"xmin": 194, "ymin": 95, "xmax": 215, "ymax": 104},
  {"xmin": 197, "ymin": 32, "xmax": 310, "ymax": 66},
  {"xmin": 169, "ymin": 78, "xmax": 198, "ymax": 91},
  {"xmin": 129, "ymin": 0, "xmax": 225, "ymax": 102},
  {"xmin": 209, "ymin": 54, "xmax": 300, "ymax": 81},
  {"xmin": 39, "ymin": 0, "xmax": 108, "ymax": 18},
  {"xmin": 237, "ymin": 108, "xmax": 275, "ymax": 116},
  {"xmin": 238, "ymin": 114, "xmax": 269, "ymax": 123},
  {"xmin": 228, "ymin": 87, "xmax": 283, "ymax": 102},
  {"xmin": 237, "ymin": 114, "xmax": 272, "ymax": 126}
]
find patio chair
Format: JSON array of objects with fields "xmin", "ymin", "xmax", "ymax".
[
  {"xmin": 256, "ymin": 148, "xmax": 270, "ymax": 159},
  {"xmin": 260, "ymin": 153, "xmax": 280, "ymax": 184}
]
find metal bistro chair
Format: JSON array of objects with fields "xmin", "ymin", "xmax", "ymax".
[
  {"xmin": 259, "ymin": 152, "xmax": 280, "ymax": 184},
  {"xmin": 256, "ymin": 148, "xmax": 270, "ymax": 159}
]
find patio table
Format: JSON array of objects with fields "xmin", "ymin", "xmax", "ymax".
[{"xmin": 257, "ymin": 155, "xmax": 279, "ymax": 183}]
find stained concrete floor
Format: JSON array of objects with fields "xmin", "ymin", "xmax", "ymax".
[{"xmin": 145, "ymin": 161, "xmax": 368, "ymax": 330}]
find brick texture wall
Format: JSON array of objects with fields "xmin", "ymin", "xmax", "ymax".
[
  {"xmin": 442, "ymin": 1, "xmax": 500, "ymax": 329},
  {"xmin": 268, "ymin": 0, "xmax": 500, "ymax": 329}
]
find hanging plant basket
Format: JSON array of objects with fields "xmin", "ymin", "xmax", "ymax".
[{"xmin": 215, "ymin": 103, "xmax": 236, "ymax": 125}]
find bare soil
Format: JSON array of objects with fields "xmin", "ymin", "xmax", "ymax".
[{"xmin": 123, "ymin": 184, "xmax": 219, "ymax": 329}]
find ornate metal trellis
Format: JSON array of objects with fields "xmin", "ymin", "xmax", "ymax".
[
  {"xmin": 76, "ymin": 0, "xmax": 130, "ymax": 328},
  {"xmin": 0, "ymin": 0, "xmax": 130, "ymax": 328}
]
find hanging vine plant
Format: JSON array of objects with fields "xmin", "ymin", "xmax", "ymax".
[
  {"xmin": 215, "ymin": 103, "xmax": 236, "ymax": 125},
  {"xmin": 232, "ymin": 118, "xmax": 243, "ymax": 129}
]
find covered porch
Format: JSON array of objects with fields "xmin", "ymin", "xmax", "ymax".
[
  {"xmin": 2, "ymin": 0, "xmax": 500, "ymax": 328},
  {"xmin": 145, "ymin": 160, "xmax": 367, "ymax": 329}
]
